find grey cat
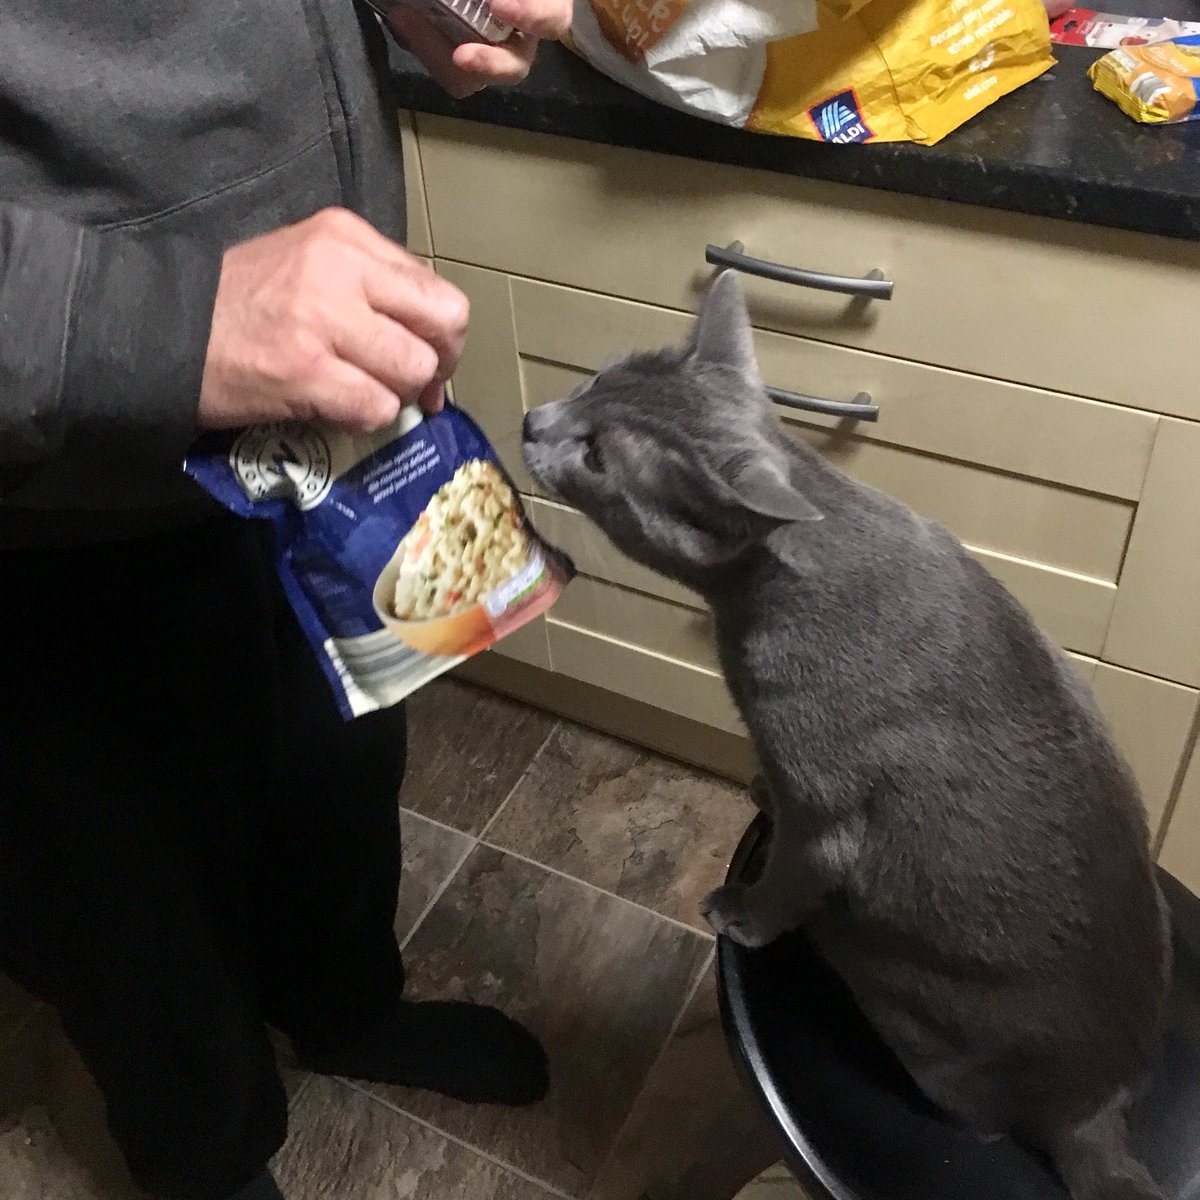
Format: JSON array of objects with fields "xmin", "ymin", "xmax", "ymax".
[{"xmin": 522, "ymin": 271, "xmax": 1171, "ymax": 1200}]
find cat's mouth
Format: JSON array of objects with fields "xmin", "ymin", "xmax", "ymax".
[
  {"xmin": 519, "ymin": 435, "xmax": 565, "ymax": 504},
  {"xmin": 518, "ymin": 415, "xmax": 568, "ymax": 504}
]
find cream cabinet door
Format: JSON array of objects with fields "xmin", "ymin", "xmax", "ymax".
[{"xmin": 1105, "ymin": 418, "xmax": 1200, "ymax": 689}]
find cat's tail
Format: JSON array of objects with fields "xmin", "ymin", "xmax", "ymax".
[{"xmin": 1045, "ymin": 1092, "xmax": 1162, "ymax": 1200}]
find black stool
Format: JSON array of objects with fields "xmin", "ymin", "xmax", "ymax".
[{"xmin": 716, "ymin": 814, "xmax": 1200, "ymax": 1200}]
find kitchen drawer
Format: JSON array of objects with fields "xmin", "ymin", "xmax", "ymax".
[
  {"xmin": 1104, "ymin": 418, "xmax": 1200, "ymax": 689},
  {"xmin": 488, "ymin": 614, "xmax": 552, "ymax": 670},
  {"xmin": 527, "ymin": 497, "xmax": 703, "ymax": 613},
  {"xmin": 1159, "ymin": 737, "xmax": 1200, "ymax": 893},
  {"xmin": 417, "ymin": 116, "xmax": 1200, "ymax": 420},
  {"xmin": 444, "ymin": 265, "xmax": 1141, "ymax": 658},
  {"xmin": 525, "ymin": 353, "xmax": 1134, "ymax": 589},
  {"xmin": 547, "ymin": 622, "xmax": 743, "ymax": 736},
  {"xmin": 513, "ymin": 281, "xmax": 1157, "ymax": 503},
  {"xmin": 551, "ymin": 574, "xmax": 719, "ymax": 675}
]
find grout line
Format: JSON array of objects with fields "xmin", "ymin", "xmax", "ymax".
[
  {"xmin": 398, "ymin": 722, "xmax": 559, "ymax": 950},
  {"xmin": 588, "ymin": 943, "xmax": 717, "ymax": 1190},
  {"xmin": 398, "ymin": 833, "xmax": 479, "ymax": 953},
  {"xmin": 341, "ymin": 1078, "xmax": 575, "ymax": 1199},
  {"xmin": 401, "ymin": 801, "xmax": 715, "ymax": 942},
  {"xmin": 478, "ymin": 839, "xmax": 714, "ymax": 941},
  {"xmin": 398, "ymin": 805, "xmax": 475, "ymax": 841},
  {"xmin": 476, "ymin": 723, "xmax": 561, "ymax": 845}
]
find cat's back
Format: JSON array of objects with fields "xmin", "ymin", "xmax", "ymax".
[{"xmin": 720, "ymin": 452, "xmax": 1169, "ymax": 1117}]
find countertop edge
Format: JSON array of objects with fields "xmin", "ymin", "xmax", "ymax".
[{"xmin": 389, "ymin": 53, "xmax": 1200, "ymax": 243}]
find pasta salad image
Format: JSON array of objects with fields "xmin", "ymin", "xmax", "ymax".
[{"xmin": 391, "ymin": 460, "xmax": 530, "ymax": 622}]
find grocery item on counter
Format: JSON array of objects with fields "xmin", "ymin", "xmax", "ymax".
[
  {"xmin": 567, "ymin": 0, "xmax": 1056, "ymax": 146},
  {"xmin": 1088, "ymin": 34, "xmax": 1200, "ymax": 122},
  {"xmin": 185, "ymin": 402, "xmax": 573, "ymax": 718},
  {"xmin": 1051, "ymin": 7, "xmax": 1200, "ymax": 47}
]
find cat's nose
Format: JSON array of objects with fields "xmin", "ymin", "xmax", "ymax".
[{"xmin": 523, "ymin": 405, "xmax": 555, "ymax": 443}]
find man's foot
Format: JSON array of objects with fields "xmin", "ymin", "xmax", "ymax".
[
  {"xmin": 298, "ymin": 1000, "xmax": 549, "ymax": 1106},
  {"xmin": 226, "ymin": 1170, "xmax": 285, "ymax": 1200}
]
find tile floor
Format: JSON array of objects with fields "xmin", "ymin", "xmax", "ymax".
[
  {"xmin": 0, "ymin": 678, "xmax": 788, "ymax": 1200},
  {"xmin": 733, "ymin": 1166, "xmax": 808, "ymax": 1200}
]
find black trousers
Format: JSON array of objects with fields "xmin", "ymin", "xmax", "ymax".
[{"xmin": 0, "ymin": 515, "xmax": 408, "ymax": 1200}]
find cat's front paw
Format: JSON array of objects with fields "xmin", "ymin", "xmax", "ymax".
[{"xmin": 701, "ymin": 883, "xmax": 778, "ymax": 948}]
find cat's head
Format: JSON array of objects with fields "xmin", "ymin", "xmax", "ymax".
[{"xmin": 521, "ymin": 271, "xmax": 822, "ymax": 588}]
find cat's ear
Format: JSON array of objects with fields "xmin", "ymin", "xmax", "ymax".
[
  {"xmin": 691, "ymin": 271, "xmax": 761, "ymax": 382},
  {"xmin": 727, "ymin": 457, "xmax": 823, "ymax": 524}
]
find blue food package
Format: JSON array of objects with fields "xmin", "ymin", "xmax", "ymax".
[{"xmin": 184, "ymin": 402, "xmax": 574, "ymax": 719}]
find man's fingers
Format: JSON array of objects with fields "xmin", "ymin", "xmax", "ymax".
[
  {"xmin": 419, "ymin": 379, "xmax": 447, "ymax": 414},
  {"xmin": 387, "ymin": 7, "xmax": 487, "ymax": 97},
  {"xmin": 332, "ymin": 313, "xmax": 442, "ymax": 404},
  {"xmin": 313, "ymin": 359, "xmax": 404, "ymax": 432},
  {"xmin": 361, "ymin": 263, "xmax": 469, "ymax": 381},
  {"xmin": 451, "ymin": 39, "xmax": 537, "ymax": 85}
]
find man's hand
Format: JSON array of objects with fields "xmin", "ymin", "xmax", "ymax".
[
  {"xmin": 388, "ymin": 0, "xmax": 573, "ymax": 100},
  {"xmin": 198, "ymin": 208, "xmax": 468, "ymax": 433}
]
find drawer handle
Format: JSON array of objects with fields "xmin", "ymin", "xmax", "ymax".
[
  {"xmin": 705, "ymin": 242, "xmax": 894, "ymax": 301},
  {"xmin": 767, "ymin": 386, "xmax": 879, "ymax": 422}
]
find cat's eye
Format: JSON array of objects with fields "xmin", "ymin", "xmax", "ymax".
[{"xmin": 582, "ymin": 435, "xmax": 604, "ymax": 473}]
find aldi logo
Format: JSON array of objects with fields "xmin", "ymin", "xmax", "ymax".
[{"xmin": 808, "ymin": 90, "xmax": 874, "ymax": 144}]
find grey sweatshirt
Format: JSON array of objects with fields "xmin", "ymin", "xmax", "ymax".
[{"xmin": 0, "ymin": 1, "xmax": 409, "ymax": 549}]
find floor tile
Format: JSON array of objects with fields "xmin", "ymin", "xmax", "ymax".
[
  {"xmin": 733, "ymin": 1164, "xmax": 810, "ymax": 1200},
  {"xmin": 590, "ymin": 966, "xmax": 780, "ymax": 1200},
  {"xmin": 395, "ymin": 812, "xmax": 475, "ymax": 944},
  {"xmin": 275, "ymin": 1076, "xmax": 560, "ymax": 1199},
  {"xmin": 373, "ymin": 846, "xmax": 712, "ymax": 1196},
  {"xmin": 0, "ymin": 1008, "xmax": 307, "ymax": 1200},
  {"xmin": 0, "ymin": 1007, "xmax": 142, "ymax": 1200},
  {"xmin": 487, "ymin": 725, "xmax": 756, "ymax": 930},
  {"xmin": 402, "ymin": 680, "xmax": 558, "ymax": 834},
  {"xmin": 0, "ymin": 1106, "xmax": 125, "ymax": 1200}
]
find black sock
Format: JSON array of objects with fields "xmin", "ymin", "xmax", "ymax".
[
  {"xmin": 297, "ymin": 1000, "xmax": 549, "ymax": 1106},
  {"xmin": 225, "ymin": 1171, "xmax": 285, "ymax": 1200}
]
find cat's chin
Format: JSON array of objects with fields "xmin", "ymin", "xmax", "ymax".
[{"xmin": 521, "ymin": 453, "xmax": 568, "ymax": 506}]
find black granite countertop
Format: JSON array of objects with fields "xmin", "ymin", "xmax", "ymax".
[{"xmin": 388, "ymin": 5, "xmax": 1200, "ymax": 242}]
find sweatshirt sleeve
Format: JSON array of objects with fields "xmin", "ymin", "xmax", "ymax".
[{"xmin": 0, "ymin": 202, "xmax": 222, "ymax": 490}]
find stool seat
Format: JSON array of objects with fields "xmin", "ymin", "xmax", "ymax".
[{"xmin": 716, "ymin": 814, "xmax": 1200, "ymax": 1200}]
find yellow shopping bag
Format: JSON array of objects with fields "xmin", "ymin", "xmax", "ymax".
[{"xmin": 570, "ymin": 0, "xmax": 1055, "ymax": 145}]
